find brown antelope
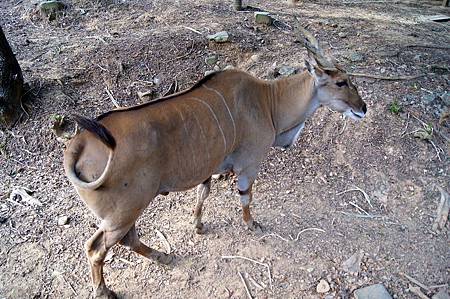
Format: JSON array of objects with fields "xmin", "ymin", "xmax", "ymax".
[{"xmin": 63, "ymin": 30, "xmax": 366, "ymax": 298}]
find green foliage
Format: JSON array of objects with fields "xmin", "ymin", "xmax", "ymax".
[{"xmin": 389, "ymin": 100, "xmax": 402, "ymax": 114}]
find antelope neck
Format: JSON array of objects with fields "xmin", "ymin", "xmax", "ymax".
[{"xmin": 269, "ymin": 71, "xmax": 320, "ymax": 135}]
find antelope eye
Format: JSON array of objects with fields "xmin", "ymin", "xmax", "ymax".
[{"xmin": 336, "ymin": 81, "xmax": 348, "ymax": 87}]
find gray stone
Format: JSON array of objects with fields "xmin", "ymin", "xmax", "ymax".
[
  {"xmin": 338, "ymin": 32, "xmax": 347, "ymax": 38},
  {"xmin": 440, "ymin": 91, "xmax": 450, "ymax": 106},
  {"xmin": 205, "ymin": 55, "xmax": 218, "ymax": 66},
  {"xmin": 277, "ymin": 65, "xmax": 297, "ymax": 77},
  {"xmin": 207, "ymin": 31, "xmax": 229, "ymax": 43},
  {"xmin": 254, "ymin": 12, "xmax": 273, "ymax": 25},
  {"xmin": 342, "ymin": 250, "xmax": 363, "ymax": 274},
  {"xmin": 347, "ymin": 52, "xmax": 365, "ymax": 62},
  {"xmin": 204, "ymin": 70, "xmax": 216, "ymax": 76},
  {"xmin": 354, "ymin": 284, "xmax": 392, "ymax": 299},
  {"xmin": 38, "ymin": 0, "xmax": 66, "ymax": 20}
]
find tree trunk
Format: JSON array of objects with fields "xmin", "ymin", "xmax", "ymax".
[
  {"xmin": 0, "ymin": 26, "xmax": 24, "ymax": 126},
  {"xmin": 234, "ymin": 0, "xmax": 243, "ymax": 10}
]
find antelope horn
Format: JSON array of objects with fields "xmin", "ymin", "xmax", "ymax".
[{"xmin": 297, "ymin": 25, "xmax": 336, "ymax": 70}]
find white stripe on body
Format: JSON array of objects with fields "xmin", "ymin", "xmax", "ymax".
[
  {"xmin": 173, "ymin": 105, "xmax": 198, "ymax": 169},
  {"xmin": 191, "ymin": 110, "xmax": 211, "ymax": 163},
  {"xmin": 203, "ymin": 84, "xmax": 237, "ymax": 149},
  {"xmin": 190, "ymin": 97, "xmax": 227, "ymax": 155}
]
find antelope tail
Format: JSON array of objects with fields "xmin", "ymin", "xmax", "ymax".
[{"xmin": 63, "ymin": 115, "xmax": 116, "ymax": 190}]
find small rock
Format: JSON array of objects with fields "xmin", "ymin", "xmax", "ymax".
[
  {"xmin": 223, "ymin": 65, "xmax": 234, "ymax": 70},
  {"xmin": 432, "ymin": 288, "xmax": 450, "ymax": 299},
  {"xmin": 57, "ymin": 216, "xmax": 69, "ymax": 226},
  {"xmin": 423, "ymin": 93, "xmax": 437, "ymax": 104},
  {"xmin": 207, "ymin": 31, "xmax": 229, "ymax": 43},
  {"xmin": 316, "ymin": 279, "xmax": 330, "ymax": 293},
  {"xmin": 277, "ymin": 65, "xmax": 297, "ymax": 77},
  {"xmin": 254, "ymin": 12, "xmax": 273, "ymax": 25},
  {"xmin": 204, "ymin": 70, "xmax": 216, "ymax": 76},
  {"xmin": 38, "ymin": 0, "xmax": 66, "ymax": 20},
  {"xmin": 213, "ymin": 65, "xmax": 221, "ymax": 71},
  {"xmin": 354, "ymin": 284, "xmax": 392, "ymax": 299},
  {"xmin": 249, "ymin": 54, "xmax": 260, "ymax": 63},
  {"xmin": 205, "ymin": 55, "xmax": 218, "ymax": 66},
  {"xmin": 342, "ymin": 250, "xmax": 364, "ymax": 274},
  {"xmin": 440, "ymin": 91, "xmax": 450, "ymax": 106},
  {"xmin": 347, "ymin": 52, "xmax": 365, "ymax": 63},
  {"xmin": 338, "ymin": 32, "xmax": 347, "ymax": 38}
]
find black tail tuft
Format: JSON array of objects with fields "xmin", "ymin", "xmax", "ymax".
[{"xmin": 72, "ymin": 114, "xmax": 116, "ymax": 149}]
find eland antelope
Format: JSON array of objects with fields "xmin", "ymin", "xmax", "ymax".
[{"xmin": 63, "ymin": 30, "xmax": 366, "ymax": 298}]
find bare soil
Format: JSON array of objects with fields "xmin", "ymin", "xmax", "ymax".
[{"xmin": 0, "ymin": 0, "xmax": 449, "ymax": 298}]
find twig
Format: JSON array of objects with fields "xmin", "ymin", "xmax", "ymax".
[
  {"xmin": 61, "ymin": 275, "xmax": 77, "ymax": 296},
  {"xmin": 337, "ymin": 186, "xmax": 373, "ymax": 208},
  {"xmin": 155, "ymin": 229, "xmax": 171, "ymax": 254},
  {"xmin": 347, "ymin": 72, "xmax": 424, "ymax": 81},
  {"xmin": 247, "ymin": 274, "xmax": 265, "ymax": 290},
  {"xmin": 294, "ymin": 227, "xmax": 325, "ymax": 241},
  {"xmin": 340, "ymin": 212, "xmax": 382, "ymax": 219},
  {"xmin": 406, "ymin": 44, "xmax": 450, "ymax": 50},
  {"xmin": 105, "ymin": 87, "xmax": 120, "ymax": 108},
  {"xmin": 221, "ymin": 255, "xmax": 272, "ymax": 290},
  {"xmin": 409, "ymin": 285, "xmax": 430, "ymax": 299},
  {"xmin": 182, "ymin": 26, "xmax": 203, "ymax": 35},
  {"xmin": 259, "ymin": 233, "xmax": 290, "ymax": 242},
  {"xmin": 432, "ymin": 186, "xmax": 449, "ymax": 231},
  {"xmin": 400, "ymin": 113, "xmax": 410, "ymax": 136},
  {"xmin": 429, "ymin": 140, "xmax": 443, "ymax": 161},
  {"xmin": 238, "ymin": 272, "xmax": 253, "ymax": 299},
  {"xmin": 400, "ymin": 273, "xmax": 431, "ymax": 292},
  {"xmin": 349, "ymin": 202, "xmax": 370, "ymax": 216}
]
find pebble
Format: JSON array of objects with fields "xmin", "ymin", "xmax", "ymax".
[
  {"xmin": 338, "ymin": 32, "xmax": 347, "ymax": 38},
  {"xmin": 316, "ymin": 279, "xmax": 330, "ymax": 293},
  {"xmin": 254, "ymin": 12, "xmax": 273, "ymax": 25},
  {"xmin": 354, "ymin": 284, "xmax": 392, "ymax": 299},
  {"xmin": 207, "ymin": 31, "xmax": 229, "ymax": 43},
  {"xmin": 57, "ymin": 215, "xmax": 69, "ymax": 226}
]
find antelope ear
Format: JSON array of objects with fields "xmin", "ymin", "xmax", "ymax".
[{"xmin": 305, "ymin": 58, "xmax": 325, "ymax": 80}]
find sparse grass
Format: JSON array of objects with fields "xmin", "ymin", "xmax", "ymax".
[{"xmin": 389, "ymin": 100, "xmax": 402, "ymax": 114}]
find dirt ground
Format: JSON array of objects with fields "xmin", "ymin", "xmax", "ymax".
[{"xmin": 0, "ymin": 0, "xmax": 449, "ymax": 298}]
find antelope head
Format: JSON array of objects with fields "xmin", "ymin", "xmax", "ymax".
[{"xmin": 300, "ymin": 27, "xmax": 367, "ymax": 120}]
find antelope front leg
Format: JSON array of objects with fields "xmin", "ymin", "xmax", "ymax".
[
  {"xmin": 192, "ymin": 177, "xmax": 211, "ymax": 234},
  {"xmin": 237, "ymin": 175, "xmax": 262, "ymax": 232}
]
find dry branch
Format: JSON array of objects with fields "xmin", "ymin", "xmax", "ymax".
[
  {"xmin": 347, "ymin": 72, "xmax": 424, "ymax": 81},
  {"xmin": 432, "ymin": 186, "xmax": 449, "ymax": 231},
  {"xmin": 221, "ymin": 255, "xmax": 273, "ymax": 290},
  {"xmin": 238, "ymin": 272, "xmax": 253, "ymax": 299}
]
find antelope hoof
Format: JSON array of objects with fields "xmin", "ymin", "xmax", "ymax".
[
  {"xmin": 247, "ymin": 220, "xmax": 263, "ymax": 233},
  {"xmin": 94, "ymin": 287, "xmax": 117, "ymax": 299},
  {"xmin": 194, "ymin": 223, "xmax": 206, "ymax": 234},
  {"xmin": 155, "ymin": 252, "xmax": 174, "ymax": 265}
]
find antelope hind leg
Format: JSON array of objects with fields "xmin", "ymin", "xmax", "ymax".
[
  {"xmin": 85, "ymin": 224, "xmax": 133, "ymax": 299},
  {"xmin": 192, "ymin": 177, "xmax": 211, "ymax": 234},
  {"xmin": 119, "ymin": 225, "xmax": 173, "ymax": 264}
]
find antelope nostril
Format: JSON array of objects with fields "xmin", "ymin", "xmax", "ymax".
[{"xmin": 362, "ymin": 103, "xmax": 367, "ymax": 114}]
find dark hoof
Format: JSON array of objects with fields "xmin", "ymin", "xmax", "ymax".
[
  {"xmin": 247, "ymin": 220, "xmax": 263, "ymax": 233},
  {"xmin": 156, "ymin": 252, "xmax": 174, "ymax": 265},
  {"xmin": 194, "ymin": 223, "xmax": 206, "ymax": 235},
  {"xmin": 94, "ymin": 287, "xmax": 117, "ymax": 299}
]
